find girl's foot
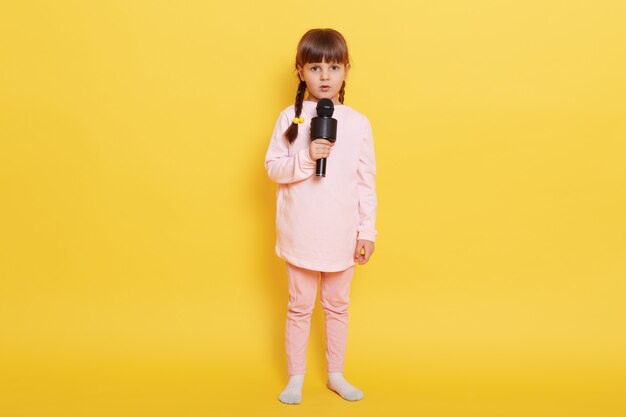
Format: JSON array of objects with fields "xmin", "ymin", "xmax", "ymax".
[
  {"xmin": 278, "ymin": 374, "xmax": 304, "ymax": 405},
  {"xmin": 327, "ymin": 372, "xmax": 364, "ymax": 401}
]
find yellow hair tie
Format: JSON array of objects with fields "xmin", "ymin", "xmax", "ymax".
[{"xmin": 293, "ymin": 116, "xmax": 305, "ymax": 124}]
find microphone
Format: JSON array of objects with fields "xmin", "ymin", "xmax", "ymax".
[{"xmin": 310, "ymin": 99, "xmax": 337, "ymax": 177}]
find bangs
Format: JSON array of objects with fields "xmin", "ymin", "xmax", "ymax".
[{"xmin": 298, "ymin": 30, "xmax": 349, "ymax": 65}]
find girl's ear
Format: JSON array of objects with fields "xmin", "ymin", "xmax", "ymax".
[{"xmin": 296, "ymin": 64, "xmax": 304, "ymax": 81}]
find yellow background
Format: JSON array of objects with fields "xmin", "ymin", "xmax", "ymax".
[{"xmin": 1, "ymin": 1, "xmax": 625, "ymax": 416}]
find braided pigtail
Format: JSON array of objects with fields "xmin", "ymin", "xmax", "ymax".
[
  {"xmin": 339, "ymin": 80, "xmax": 346, "ymax": 104},
  {"xmin": 284, "ymin": 80, "xmax": 307, "ymax": 144}
]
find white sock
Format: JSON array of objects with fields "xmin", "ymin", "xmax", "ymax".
[
  {"xmin": 327, "ymin": 372, "xmax": 364, "ymax": 401},
  {"xmin": 278, "ymin": 374, "xmax": 304, "ymax": 405}
]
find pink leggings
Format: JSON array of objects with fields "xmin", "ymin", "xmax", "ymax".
[{"xmin": 285, "ymin": 262, "xmax": 355, "ymax": 375}]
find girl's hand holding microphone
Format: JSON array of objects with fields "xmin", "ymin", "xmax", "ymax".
[{"xmin": 309, "ymin": 139, "xmax": 334, "ymax": 161}]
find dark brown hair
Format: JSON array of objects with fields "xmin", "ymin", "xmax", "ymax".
[{"xmin": 284, "ymin": 28, "xmax": 350, "ymax": 143}]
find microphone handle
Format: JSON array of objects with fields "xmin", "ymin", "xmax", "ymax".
[{"xmin": 316, "ymin": 158, "xmax": 327, "ymax": 177}]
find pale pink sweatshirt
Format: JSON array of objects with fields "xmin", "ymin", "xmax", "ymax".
[{"xmin": 265, "ymin": 100, "xmax": 377, "ymax": 272}]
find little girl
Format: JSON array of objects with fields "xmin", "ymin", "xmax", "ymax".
[{"xmin": 264, "ymin": 28, "xmax": 377, "ymax": 405}]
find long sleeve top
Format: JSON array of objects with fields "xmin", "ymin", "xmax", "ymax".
[{"xmin": 264, "ymin": 100, "xmax": 377, "ymax": 272}]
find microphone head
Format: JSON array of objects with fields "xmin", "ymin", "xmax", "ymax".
[{"xmin": 316, "ymin": 98, "xmax": 334, "ymax": 117}]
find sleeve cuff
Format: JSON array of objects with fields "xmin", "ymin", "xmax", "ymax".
[
  {"xmin": 300, "ymin": 148, "xmax": 316, "ymax": 167},
  {"xmin": 357, "ymin": 231, "xmax": 377, "ymax": 242}
]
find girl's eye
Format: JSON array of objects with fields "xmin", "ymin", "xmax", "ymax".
[{"xmin": 309, "ymin": 65, "xmax": 341, "ymax": 71}]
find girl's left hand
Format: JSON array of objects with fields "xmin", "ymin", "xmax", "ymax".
[{"xmin": 354, "ymin": 239, "xmax": 375, "ymax": 265}]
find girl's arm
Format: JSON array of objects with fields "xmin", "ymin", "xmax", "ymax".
[
  {"xmin": 264, "ymin": 111, "xmax": 317, "ymax": 184},
  {"xmin": 356, "ymin": 118, "xmax": 378, "ymax": 242}
]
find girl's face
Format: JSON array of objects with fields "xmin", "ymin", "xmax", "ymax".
[{"xmin": 297, "ymin": 60, "xmax": 349, "ymax": 105}]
